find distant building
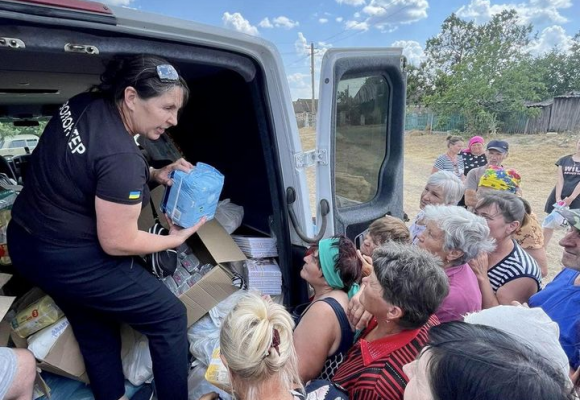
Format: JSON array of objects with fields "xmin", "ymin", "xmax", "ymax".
[{"xmin": 293, "ymin": 98, "xmax": 318, "ymax": 128}]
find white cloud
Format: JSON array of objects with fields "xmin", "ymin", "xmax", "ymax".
[
  {"xmin": 273, "ymin": 16, "xmax": 300, "ymax": 29},
  {"xmin": 342, "ymin": 0, "xmax": 428, "ymax": 32},
  {"xmin": 336, "ymin": 16, "xmax": 344, "ymax": 22},
  {"xmin": 101, "ymin": 0, "xmax": 133, "ymax": 5},
  {"xmin": 345, "ymin": 20, "xmax": 369, "ymax": 31},
  {"xmin": 259, "ymin": 18, "xmax": 273, "ymax": 28},
  {"xmin": 391, "ymin": 40, "xmax": 425, "ymax": 66},
  {"xmin": 456, "ymin": 0, "xmax": 572, "ymax": 25},
  {"xmin": 295, "ymin": 32, "xmax": 310, "ymax": 56},
  {"xmin": 526, "ymin": 25, "xmax": 574, "ymax": 55},
  {"xmin": 222, "ymin": 12, "xmax": 259, "ymax": 36},
  {"xmin": 336, "ymin": 0, "xmax": 366, "ymax": 6},
  {"xmin": 319, "ymin": 18, "xmax": 329, "ymax": 24},
  {"xmin": 362, "ymin": 0, "xmax": 429, "ymax": 29}
]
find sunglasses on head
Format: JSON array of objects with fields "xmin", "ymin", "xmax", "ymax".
[{"xmin": 156, "ymin": 64, "xmax": 179, "ymax": 82}]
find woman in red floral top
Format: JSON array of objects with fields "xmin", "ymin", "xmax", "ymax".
[{"xmin": 332, "ymin": 242, "xmax": 449, "ymax": 400}]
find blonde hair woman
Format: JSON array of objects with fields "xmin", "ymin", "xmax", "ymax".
[{"xmin": 201, "ymin": 292, "xmax": 303, "ymax": 400}]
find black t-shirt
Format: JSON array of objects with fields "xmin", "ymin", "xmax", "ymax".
[
  {"xmin": 460, "ymin": 150, "xmax": 487, "ymax": 176},
  {"xmin": 12, "ymin": 93, "xmax": 150, "ymax": 246}
]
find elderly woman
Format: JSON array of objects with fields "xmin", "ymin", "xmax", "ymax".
[
  {"xmin": 460, "ymin": 136, "xmax": 487, "ymax": 176},
  {"xmin": 293, "ymin": 236, "xmax": 362, "ymax": 382},
  {"xmin": 332, "ymin": 242, "xmax": 449, "ymax": 400},
  {"xmin": 470, "ymin": 192, "xmax": 542, "ymax": 308},
  {"xmin": 417, "ymin": 205, "xmax": 495, "ymax": 322},
  {"xmin": 410, "ymin": 171, "xmax": 464, "ymax": 243},
  {"xmin": 431, "ymin": 135, "xmax": 465, "ymax": 180}
]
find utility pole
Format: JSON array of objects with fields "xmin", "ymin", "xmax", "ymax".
[{"xmin": 310, "ymin": 42, "xmax": 316, "ymax": 117}]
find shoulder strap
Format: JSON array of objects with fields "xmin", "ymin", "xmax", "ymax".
[
  {"xmin": 149, "ymin": 198, "xmax": 160, "ymax": 224},
  {"xmin": 319, "ymin": 297, "xmax": 355, "ymax": 350}
]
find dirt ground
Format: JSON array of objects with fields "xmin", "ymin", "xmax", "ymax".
[{"xmin": 299, "ymin": 126, "xmax": 579, "ymax": 283}]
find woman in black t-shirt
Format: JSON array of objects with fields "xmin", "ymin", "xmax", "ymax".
[
  {"xmin": 8, "ymin": 55, "xmax": 203, "ymax": 400},
  {"xmin": 543, "ymin": 138, "xmax": 580, "ymax": 247}
]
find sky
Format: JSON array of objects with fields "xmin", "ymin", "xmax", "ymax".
[{"xmin": 102, "ymin": 0, "xmax": 580, "ymax": 100}]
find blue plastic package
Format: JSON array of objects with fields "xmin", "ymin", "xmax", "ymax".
[{"xmin": 161, "ymin": 162, "xmax": 225, "ymax": 228}]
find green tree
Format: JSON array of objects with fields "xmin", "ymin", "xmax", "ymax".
[{"xmin": 423, "ymin": 10, "xmax": 543, "ymax": 134}]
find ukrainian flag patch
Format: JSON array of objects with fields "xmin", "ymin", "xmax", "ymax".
[{"xmin": 129, "ymin": 191, "xmax": 141, "ymax": 200}]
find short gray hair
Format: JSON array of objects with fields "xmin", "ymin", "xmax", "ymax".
[
  {"xmin": 373, "ymin": 242, "xmax": 449, "ymax": 330},
  {"xmin": 422, "ymin": 205, "xmax": 496, "ymax": 265},
  {"xmin": 426, "ymin": 171, "xmax": 465, "ymax": 205}
]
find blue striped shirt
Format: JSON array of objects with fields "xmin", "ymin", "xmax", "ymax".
[{"xmin": 488, "ymin": 240, "xmax": 542, "ymax": 292}]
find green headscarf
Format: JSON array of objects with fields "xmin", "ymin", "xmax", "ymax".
[{"xmin": 318, "ymin": 238, "xmax": 360, "ymax": 299}]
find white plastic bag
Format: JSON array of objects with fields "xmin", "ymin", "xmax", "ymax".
[
  {"xmin": 542, "ymin": 202, "xmax": 569, "ymax": 230},
  {"xmin": 188, "ymin": 361, "xmax": 231, "ymax": 400},
  {"xmin": 121, "ymin": 325, "xmax": 153, "ymax": 386},
  {"xmin": 214, "ymin": 199, "xmax": 244, "ymax": 234},
  {"xmin": 187, "ymin": 290, "xmax": 245, "ymax": 366}
]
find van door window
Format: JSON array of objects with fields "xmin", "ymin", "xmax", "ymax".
[
  {"xmin": 26, "ymin": 139, "xmax": 38, "ymax": 148},
  {"xmin": 335, "ymin": 74, "xmax": 388, "ymax": 207},
  {"xmin": 9, "ymin": 140, "xmax": 26, "ymax": 148}
]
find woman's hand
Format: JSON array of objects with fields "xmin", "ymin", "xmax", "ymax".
[
  {"xmin": 150, "ymin": 158, "xmax": 194, "ymax": 186},
  {"xmin": 563, "ymin": 196, "xmax": 575, "ymax": 207},
  {"xmin": 198, "ymin": 392, "xmax": 220, "ymax": 400},
  {"xmin": 165, "ymin": 214, "xmax": 207, "ymax": 242},
  {"xmin": 347, "ymin": 285, "xmax": 372, "ymax": 330},
  {"xmin": 468, "ymin": 252, "xmax": 489, "ymax": 280},
  {"xmin": 357, "ymin": 250, "xmax": 373, "ymax": 277}
]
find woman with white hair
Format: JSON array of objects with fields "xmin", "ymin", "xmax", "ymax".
[
  {"xmin": 417, "ymin": 205, "xmax": 495, "ymax": 322},
  {"xmin": 410, "ymin": 171, "xmax": 464, "ymax": 243}
]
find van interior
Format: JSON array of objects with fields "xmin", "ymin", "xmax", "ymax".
[{"xmin": 0, "ymin": 19, "xmax": 306, "ymax": 305}]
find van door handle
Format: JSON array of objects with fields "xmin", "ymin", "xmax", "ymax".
[{"xmin": 286, "ymin": 187, "xmax": 329, "ymax": 244}]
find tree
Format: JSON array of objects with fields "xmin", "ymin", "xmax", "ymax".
[{"xmin": 423, "ymin": 10, "xmax": 543, "ymax": 134}]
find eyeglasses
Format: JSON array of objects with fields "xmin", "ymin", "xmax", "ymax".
[
  {"xmin": 474, "ymin": 210, "xmax": 502, "ymax": 221},
  {"xmin": 156, "ymin": 64, "xmax": 179, "ymax": 82}
]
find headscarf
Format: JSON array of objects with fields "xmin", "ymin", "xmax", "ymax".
[
  {"xmin": 478, "ymin": 165, "xmax": 521, "ymax": 194},
  {"xmin": 463, "ymin": 136, "xmax": 484, "ymax": 153},
  {"xmin": 318, "ymin": 238, "xmax": 360, "ymax": 299}
]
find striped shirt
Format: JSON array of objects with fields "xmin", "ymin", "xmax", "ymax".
[
  {"xmin": 433, "ymin": 154, "xmax": 464, "ymax": 178},
  {"xmin": 332, "ymin": 316, "xmax": 439, "ymax": 400},
  {"xmin": 488, "ymin": 240, "xmax": 542, "ymax": 292}
]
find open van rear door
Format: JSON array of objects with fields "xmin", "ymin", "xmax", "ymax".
[{"xmin": 315, "ymin": 48, "xmax": 406, "ymax": 244}]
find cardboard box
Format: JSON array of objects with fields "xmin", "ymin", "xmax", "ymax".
[
  {"xmin": 180, "ymin": 218, "xmax": 246, "ymax": 326},
  {"xmin": 9, "ymin": 289, "xmax": 90, "ymax": 383},
  {"xmin": 0, "ymin": 274, "xmax": 51, "ymax": 397}
]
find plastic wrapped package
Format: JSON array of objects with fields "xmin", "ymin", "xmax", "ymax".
[
  {"xmin": 161, "ymin": 163, "xmax": 225, "ymax": 228},
  {"xmin": 11, "ymin": 295, "xmax": 64, "ymax": 338},
  {"xmin": 205, "ymin": 345, "xmax": 231, "ymax": 391},
  {"xmin": 173, "ymin": 265, "xmax": 191, "ymax": 287},
  {"xmin": 199, "ymin": 263, "xmax": 213, "ymax": 276},
  {"xmin": 27, "ymin": 317, "xmax": 69, "ymax": 360},
  {"xmin": 214, "ymin": 199, "xmax": 244, "ymax": 234},
  {"xmin": 180, "ymin": 253, "xmax": 200, "ymax": 273},
  {"xmin": 162, "ymin": 276, "xmax": 179, "ymax": 296}
]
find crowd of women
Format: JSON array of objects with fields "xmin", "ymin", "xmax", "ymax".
[{"xmin": 198, "ymin": 134, "xmax": 580, "ymax": 400}]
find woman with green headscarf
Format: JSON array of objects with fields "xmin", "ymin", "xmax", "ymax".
[{"xmin": 293, "ymin": 235, "xmax": 362, "ymax": 383}]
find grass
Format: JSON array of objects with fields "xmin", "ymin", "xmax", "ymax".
[{"xmin": 300, "ymin": 126, "xmax": 580, "ymax": 283}]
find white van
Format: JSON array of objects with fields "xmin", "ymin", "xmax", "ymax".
[
  {"xmin": 0, "ymin": 0, "xmax": 406, "ymax": 306},
  {"xmin": 0, "ymin": 133, "xmax": 39, "ymax": 158}
]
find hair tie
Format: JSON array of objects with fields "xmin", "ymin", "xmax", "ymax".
[
  {"xmin": 264, "ymin": 328, "xmax": 281, "ymax": 359},
  {"xmin": 271, "ymin": 328, "xmax": 280, "ymax": 356}
]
